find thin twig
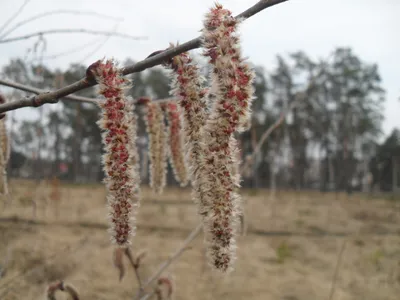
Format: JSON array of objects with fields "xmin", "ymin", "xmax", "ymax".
[
  {"xmin": 241, "ymin": 58, "xmax": 330, "ymax": 176},
  {"xmin": 78, "ymin": 23, "xmax": 121, "ymax": 63},
  {"xmin": 36, "ymin": 37, "xmax": 105, "ymax": 61},
  {"xmin": 328, "ymin": 240, "xmax": 347, "ymax": 300},
  {"xmin": 125, "ymin": 248, "xmax": 143, "ymax": 290},
  {"xmin": 134, "ymin": 223, "xmax": 203, "ymax": 300},
  {"xmin": 0, "ymin": 0, "xmax": 31, "ymax": 36},
  {"xmin": 140, "ymin": 289, "xmax": 157, "ymax": 300},
  {"xmin": 0, "ymin": 0, "xmax": 288, "ymax": 114},
  {"xmin": 0, "ymin": 9, "xmax": 123, "ymax": 39},
  {"xmin": 0, "ymin": 78, "xmax": 100, "ymax": 104},
  {"xmin": 241, "ymin": 102, "xmax": 295, "ymax": 176},
  {"xmin": 0, "ymin": 28, "xmax": 147, "ymax": 44}
]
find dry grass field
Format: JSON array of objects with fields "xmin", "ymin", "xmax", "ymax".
[{"xmin": 0, "ymin": 179, "xmax": 399, "ymax": 300}]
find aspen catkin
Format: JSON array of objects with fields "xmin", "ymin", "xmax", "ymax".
[
  {"xmin": 165, "ymin": 45, "xmax": 210, "ymax": 216},
  {"xmin": 198, "ymin": 3, "xmax": 255, "ymax": 272},
  {"xmin": 90, "ymin": 59, "xmax": 141, "ymax": 247},
  {"xmin": 165, "ymin": 101, "xmax": 189, "ymax": 187},
  {"xmin": 143, "ymin": 100, "xmax": 168, "ymax": 194}
]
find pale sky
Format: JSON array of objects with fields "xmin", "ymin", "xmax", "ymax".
[{"xmin": 0, "ymin": 0, "xmax": 398, "ymax": 141}]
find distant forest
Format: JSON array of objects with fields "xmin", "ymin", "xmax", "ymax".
[{"xmin": 2, "ymin": 47, "xmax": 399, "ymax": 192}]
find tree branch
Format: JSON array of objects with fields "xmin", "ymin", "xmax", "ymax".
[
  {"xmin": 0, "ymin": 9, "xmax": 123, "ymax": 39},
  {"xmin": 0, "ymin": 78, "xmax": 99, "ymax": 104},
  {"xmin": 0, "ymin": 28, "xmax": 147, "ymax": 44},
  {"xmin": 241, "ymin": 100, "xmax": 297, "ymax": 176},
  {"xmin": 0, "ymin": 0, "xmax": 288, "ymax": 114},
  {"xmin": 0, "ymin": 0, "xmax": 31, "ymax": 36},
  {"xmin": 0, "ymin": 78, "xmax": 177, "ymax": 108}
]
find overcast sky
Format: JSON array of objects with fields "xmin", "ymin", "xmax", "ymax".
[{"xmin": 0, "ymin": 0, "xmax": 398, "ymax": 140}]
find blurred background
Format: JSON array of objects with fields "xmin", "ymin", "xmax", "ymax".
[{"xmin": 0, "ymin": 1, "xmax": 399, "ymax": 300}]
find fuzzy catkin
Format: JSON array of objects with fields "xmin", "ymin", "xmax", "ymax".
[
  {"xmin": 166, "ymin": 46, "xmax": 210, "ymax": 214},
  {"xmin": 199, "ymin": 3, "xmax": 255, "ymax": 272},
  {"xmin": 143, "ymin": 100, "xmax": 168, "ymax": 194},
  {"xmin": 91, "ymin": 59, "xmax": 141, "ymax": 247},
  {"xmin": 165, "ymin": 101, "xmax": 189, "ymax": 187}
]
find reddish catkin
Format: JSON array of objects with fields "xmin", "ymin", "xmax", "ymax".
[
  {"xmin": 143, "ymin": 100, "xmax": 168, "ymax": 194},
  {"xmin": 90, "ymin": 59, "xmax": 141, "ymax": 247},
  {"xmin": 165, "ymin": 101, "xmax": 189, "ymax": 187},
  {"xmin": 198, "ymin": 3, "xmax": 255, "ymax": 272},
  {"xmin": 165, "ymin": 45, "xmax": 210, "ymax": 216},
  {"xmin": 202, "ymin": 3, "xmax": 255, "ymax": 132}
]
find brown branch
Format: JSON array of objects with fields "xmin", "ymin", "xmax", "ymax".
[
  {"xmin": 134, "ymin": 223, "xmax": 202, "ymax": 300},
  {"xmin": 0, "ymin": 9, "xmax": 123, "ymax": 39},
  {"xmin": 0, "ymin": 78, "xmax": 100, "ymax": 104},
  {"xmin": 0, "ymin": 0, "xmax": 288, "ymax": 114},
  {"xmin": 0, "ymin": 78, "xmax": 177, "ymax": 110},
  {"xmin": 0, "ymin": 28, "xmax": 147, "ymax": 44}
]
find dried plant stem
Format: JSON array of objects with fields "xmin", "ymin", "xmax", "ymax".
[
  {"xmin": 125, "ymin": 248, "xmax": 144, "ymax": 290},
  {"xmin": 134, "ymin": 223, "xmax": 202, "ymax": 300},
  {"xmin": 0, "ymin": 0, "xmax": 288, "ymax": 114},
  {"xmin": 328, "ymin": 239, "xmax": 347, "ymax": 300}
]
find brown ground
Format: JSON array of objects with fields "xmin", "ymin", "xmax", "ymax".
[{"xmin": 0, "ymin": 179, "xmax": 399, "ymax": 300}]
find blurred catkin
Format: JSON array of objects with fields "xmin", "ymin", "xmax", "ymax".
[
  {"xmin": 165, "ymin": 101, "xmax": 189, "ymax": 187},
  {"xmin": 143, "ymin": 100, "xmax": 168, "ymax": 194}
]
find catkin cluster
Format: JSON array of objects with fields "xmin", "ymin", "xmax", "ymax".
[
  {"xmin": 90, "ymin": 59, "xmax": 141, "ymax": 247},
  {"xmin": 165, "ymin": 3, "xmax": 255, "ymax": 272},
  {"xmin": 93, "ymin": 2, "xmax": 254, "ymax": 273}
]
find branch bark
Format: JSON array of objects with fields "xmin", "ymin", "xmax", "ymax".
[
  {"xmin": 0, "ymin": 78, "xmax": 177, "ymax": 110},
  {"xmin": 0, "ymin": 0, "xmax": 288, "ymax": 114},
  {"xmin": 0, "ymin": 78, "xmax": 99, "ymax": 104}
]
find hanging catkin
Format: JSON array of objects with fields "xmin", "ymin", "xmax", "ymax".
[
  {"xmin": 165, "ymin": 101, "xmax": 189, "ymax": 187},
  {"xmin": 89, "ymin": 59, "xmax": 141, "ymax": 247}
]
